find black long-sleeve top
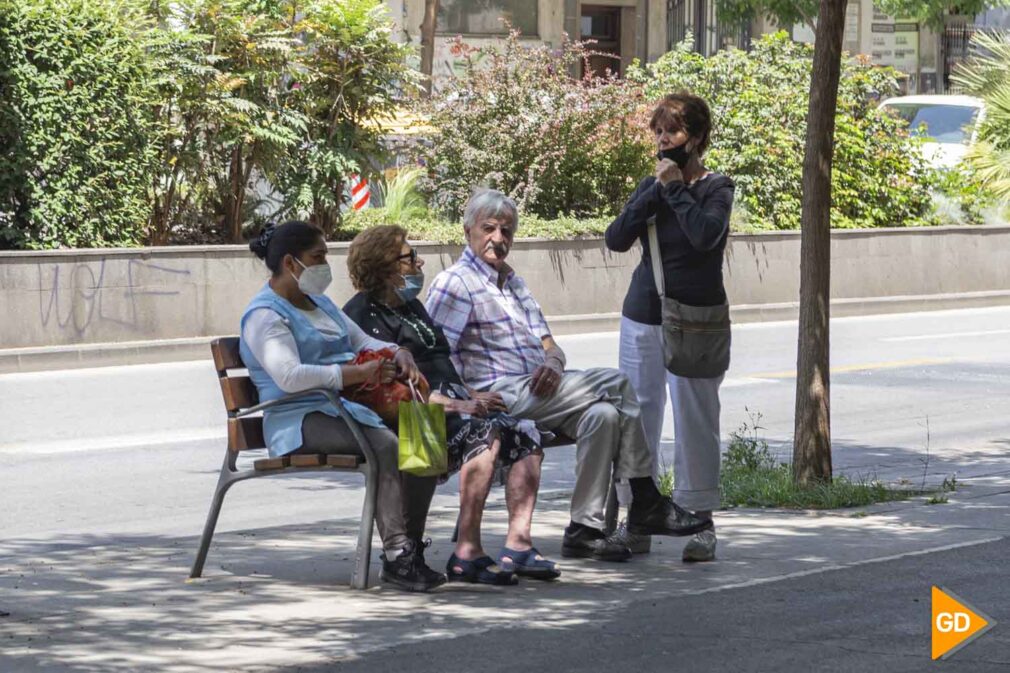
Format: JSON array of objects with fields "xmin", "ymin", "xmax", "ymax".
[
  {"xmin": 342, "ymin": 293, "xmax": 463, "ymax": 391},
  {"xmin": 605, "ymin": 173, "xmax": 735, "ymax": 325}
]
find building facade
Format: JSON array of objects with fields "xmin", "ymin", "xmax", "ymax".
[{"xmin": 386, "ymin": 0, "xmax": 1000, "ymax": 92}]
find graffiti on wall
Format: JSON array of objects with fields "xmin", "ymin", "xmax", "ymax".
[{"xmin": 37, "ymin": 259, "xmax": 191, "ymax": 335}]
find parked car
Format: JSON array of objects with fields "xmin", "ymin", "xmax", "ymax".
[{"xmin": 878, "ymin": 95, "xmax": 986, "ymax": 169}]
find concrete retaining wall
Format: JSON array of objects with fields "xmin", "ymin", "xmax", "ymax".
[{"xmin": 2, "ymin": 225, "xmax": 1009, "ymax": 371}]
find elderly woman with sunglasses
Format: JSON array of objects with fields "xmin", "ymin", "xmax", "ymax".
[{"xmin": 343, "ymin": 225, "xmax": 558, "ymax": 585}]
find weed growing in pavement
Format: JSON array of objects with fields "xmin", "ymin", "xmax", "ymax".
[
  {"xmin": 942, "ymin": 474, "xmax": 958, "ymax": 492},
  {"xmin": 658, "ymin": 466, "xmax": 675, "ymax": 498},
  {"xmin": 723, "ymin": 410, "xmax": 775, "ymax": 471},
  {"xmin": 719, "ymin": 412, "xmax": 912, "ymax": 510},
  {"xmin": 919, "ymin": 417, "xmax": 932, "ymax": 493},
  {"xmin": 659, "ymin": 412, "xmax": 957, "ymax": 510}
]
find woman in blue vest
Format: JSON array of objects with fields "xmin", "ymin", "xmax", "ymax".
[{"xmin": 241, "ymin": 220, "xmax": 446, "ymax": 592}]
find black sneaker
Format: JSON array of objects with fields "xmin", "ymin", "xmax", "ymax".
[
  {"xmin": 561, "ymin": 524, "xmax": 632, "ymax": 562},
  {"xmin": 380, "ymin": 540, "xmax": 447, "ymax": 592},
  {"xmin": 627, "ymin": 498, "xmax": 714, "ymax": 538}
]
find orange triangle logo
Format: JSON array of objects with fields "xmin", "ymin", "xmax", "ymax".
[{"xmin": 932, "ymin": 586, "xmax": 996, "ymax": 660}]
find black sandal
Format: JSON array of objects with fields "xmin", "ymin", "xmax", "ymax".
[
  {"xmin": 498, "ymin": 546, "xmax": 561, "ymax": 581},
  {"xmin": 446, "ymin": 553, "xmax": 518, "ymax": 585}
]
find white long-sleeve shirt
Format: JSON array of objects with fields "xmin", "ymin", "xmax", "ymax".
[{"xmin": 242, "ymin": 306, "xmax": 396, "ymax": 394}]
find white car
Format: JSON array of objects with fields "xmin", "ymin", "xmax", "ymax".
[{"xmin": 878, "ymin": 95, "xmax": 986, "ymax": 169}]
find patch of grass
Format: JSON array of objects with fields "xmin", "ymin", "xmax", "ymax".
[
  {"xmin": 717, "ymin": 412, "xmax": 913, "ymax": 510},
  {"xmin": 720, "ymin": 463, "xmax": 912, "ymax": 509},
  {"xmin": 658, "ymin": 415, "xmax": 959, "ymax": 511}
]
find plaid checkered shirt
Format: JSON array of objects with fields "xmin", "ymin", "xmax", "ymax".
[{"xmin": 425, "ymin": 246, "xmax": 551, "ymax": 390}]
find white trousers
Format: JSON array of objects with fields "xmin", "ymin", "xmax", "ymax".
[{"xmin": 617, "ymin": 316, "xmax": 724, "ymax": 511}]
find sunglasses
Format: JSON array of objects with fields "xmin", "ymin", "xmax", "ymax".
[{"xmin": 396, "ymin": 249, "xmax": 418, "ymax": 265}]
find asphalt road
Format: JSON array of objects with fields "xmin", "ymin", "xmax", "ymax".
[{"xmin": 1, "ymin": 306, "xmax": 1009, "ymax": 542}]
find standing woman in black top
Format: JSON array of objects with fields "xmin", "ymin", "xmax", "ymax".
[
  {"xmin": 605, "ymin": 93, "xmax": 735, "ymax": 563},
  {"xmin": 344, "ymin": 225, "xmax": 559, "ymax": 585}
]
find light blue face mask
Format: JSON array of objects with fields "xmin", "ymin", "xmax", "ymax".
[{"xmin": 396, "ymin": 272, "xmax": 425, "ymax": 302}]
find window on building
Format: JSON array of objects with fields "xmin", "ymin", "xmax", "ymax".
[{"xmin": 437, "ymin": 0, "xmax": 539, "ymax": 36}]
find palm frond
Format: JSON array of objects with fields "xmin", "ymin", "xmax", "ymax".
[
  {"xmin": 966, "ymin": 141, "xmax": 1010, "ymax": 199},
  {"xmin": 378, "ymin": 167, "xmax": 427, "ymax": 220}
]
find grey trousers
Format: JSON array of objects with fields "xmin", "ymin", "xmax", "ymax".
[
  {"xmin": 487, "ymin": 368, "xmax": 654, "ymax": 531},
  {"xmin": 299, "ymin": 412, "xmax": 437, "ymax": 553}
]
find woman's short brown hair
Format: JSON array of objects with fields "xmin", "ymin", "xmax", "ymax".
[
  {"xmin": 649, "ymin": 92, "xmax": 713, "ymax": 156},
  {"xmin": 347, "ymin": 225, "xmax": 408, "ymax": 296}
]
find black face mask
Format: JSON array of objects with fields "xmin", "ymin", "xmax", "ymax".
[{"xmin": 657, "ymin": 143, "xmax": 691, "ymax": 169}]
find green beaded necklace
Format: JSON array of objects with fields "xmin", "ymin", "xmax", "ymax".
[{"xmin": 376, "ymin": 299, "xmax": 437, "ymax": 349}]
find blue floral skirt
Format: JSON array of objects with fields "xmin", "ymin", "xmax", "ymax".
[{"xmin": 438, "ymin": 383, "xmax": 543, "ymax": 480}]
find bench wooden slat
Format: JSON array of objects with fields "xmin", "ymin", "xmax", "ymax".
[
  {"xmin": 220, "ymin": 376, "xmax": 258, "ymax": 412},
  {"xmin": 211, "ymin": 337, "xmax": 244, "ymax": 372},
  {"xmin": 326, "ymin": 454, "xmax": 363, "ymax": 469},
  {"xmin": 290, "ymin": 454, "xmax": 326, "ymax": 467},
  {"xmin": 254, "ymin": 456, "xmax": 290, "ymax": 471},
  {"xmin": 228, "ymin": 417, "xmax": 265, "ymax": 451}
]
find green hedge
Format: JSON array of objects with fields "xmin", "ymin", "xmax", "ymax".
[
  {"xmin": 341, "ymin": 208, "xmax": 612, "ymax": 243},
  {"xmin": 0, "ymin": 0, "xmax": 156, "ymax": 249},
  {"xmin": 0, "ymin": 0, "xmax": 415, "ymax": 249}
]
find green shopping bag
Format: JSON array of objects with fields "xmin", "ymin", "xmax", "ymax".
[{"xmin": 398, "ymin": 380, "xmax": 448, "ymax": 477}]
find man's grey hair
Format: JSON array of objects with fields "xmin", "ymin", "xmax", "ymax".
[{"xmin": 462, "ymin": 188, "xmax": 519, "ymax": 233}]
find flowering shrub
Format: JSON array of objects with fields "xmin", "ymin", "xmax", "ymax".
[{"xmin": 420, "ymin": 31, "xmax": 654, "ymax": 220}]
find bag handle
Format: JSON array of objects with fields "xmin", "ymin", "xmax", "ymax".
[
  {"xmin": 646, "ymin": 215, "xmax": 665, "ymax": 299},
  {"xmin": 407, "ymin": 379, "xmax": 425, "ymax": 404}
]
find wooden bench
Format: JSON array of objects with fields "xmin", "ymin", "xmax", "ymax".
[{"xmin": 189, "ymin": 337, "xmax": 379, "ymax": 589}]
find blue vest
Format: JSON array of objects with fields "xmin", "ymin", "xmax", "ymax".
[{"xmin": 239, "ymin": 285, "xmax": 386, "ymax": 456}]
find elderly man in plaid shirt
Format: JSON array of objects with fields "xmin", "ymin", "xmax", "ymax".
[{"xmin": 426, "ymin": 189, "xmax": 712, "ymax": 561}]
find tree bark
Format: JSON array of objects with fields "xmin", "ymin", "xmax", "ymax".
[
  {"xmin": 793, "ymin": 0, "xmax": 847, "ymax": 485},
  {"xmin": 420, "ymin": 0, "xmax": 439, "ymax": 96},
  {"xmin": 228, "ymin": 146, "xmax": 245, "ymax": 243}
]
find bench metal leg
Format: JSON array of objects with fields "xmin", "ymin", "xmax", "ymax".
[
  {"xmin": 190, "ymin": 462, "xmax": 238, "ymax": 579},
  {"xmin": 351, "ymin": 461, "xmax": 378, "ymax": 590}
]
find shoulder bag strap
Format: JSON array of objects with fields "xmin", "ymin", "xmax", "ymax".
[{"xmin": 646, "ymin": 215, "xmax": 665, "ymax": 299}]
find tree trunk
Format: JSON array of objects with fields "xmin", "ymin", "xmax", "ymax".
[
  {"xmin": 420, "ymin": 0, "xmax": 439, "ymax": 96},
  {"xmin": 228, "ymin": 146, "xmax": 245, "ymax": 243},
  {"xmin": 793, "ymin": 0, "xmax": 847, "ymax": 485}
]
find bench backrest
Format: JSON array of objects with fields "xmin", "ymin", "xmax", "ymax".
[{"xmin": 211, "ymin": 337, "xmax": 266, "ymax": 452}]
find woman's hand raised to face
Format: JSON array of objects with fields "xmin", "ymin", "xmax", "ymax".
[{"xmin": 656, "ymin": 158, "xmax": 684, "ymax": 186}]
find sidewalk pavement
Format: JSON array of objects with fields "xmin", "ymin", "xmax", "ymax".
[{"xmin": 2, "ymin": 468, "xmax": 1009, "ymax": 673}]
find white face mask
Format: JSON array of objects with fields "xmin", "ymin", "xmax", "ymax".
[{"xmin": 292, "ymin": 258, "xmax": 332, "ymax": 295}]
